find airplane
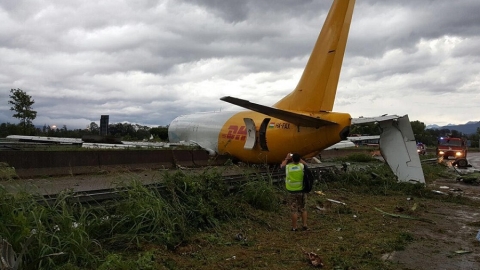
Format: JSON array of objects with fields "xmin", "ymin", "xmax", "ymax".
[{"xmin": 168, "ymin": 0, "xmax": 425, "ymax": 183}]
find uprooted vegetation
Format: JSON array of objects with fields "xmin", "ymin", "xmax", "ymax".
[{"xmin": 0, "ymin": 154, "xmax": 479, "ymax": 269}]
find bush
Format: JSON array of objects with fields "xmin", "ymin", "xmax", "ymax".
[{"xmin": 240, "ymin": 178, "xmax": 281, "ymax": 211}]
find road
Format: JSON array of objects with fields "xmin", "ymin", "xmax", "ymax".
[{"xmin": 466, "ymin": 151, "xmax": 480, "ymax": 168}]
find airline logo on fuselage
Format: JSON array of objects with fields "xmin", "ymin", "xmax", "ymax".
[
  {"xmin": 223, "ymin": 122, "xmax": 291, "ymax": 141},
  {"xmin": 223, "ymin": 125, "xmax": 247, "ymax": 141}
]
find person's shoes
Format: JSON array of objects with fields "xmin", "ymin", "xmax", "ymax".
[
  {"xmin": 291, "ymin": 228, "xmax": 297, "ymax": 231},
  {"xmin": 302, "ymin": 226, "xmax": 310, "ymax": 231}
]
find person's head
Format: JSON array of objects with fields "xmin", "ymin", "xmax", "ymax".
[{"xmin": 291, "ymin": 153, "xmax": 301, "ymax": 163}]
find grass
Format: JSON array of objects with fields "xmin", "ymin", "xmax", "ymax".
[
  {"xmin": 0, "ymin": 154, "xmax": 479, "ymax": 269},
  {"xmin": 0, "ymin": 162, "xmax": 17, "ymax": 180}
]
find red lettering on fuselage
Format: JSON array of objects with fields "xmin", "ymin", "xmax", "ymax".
[{"xmin": 224, "ymin": 125, "xmax": 247, "ymax": 141}]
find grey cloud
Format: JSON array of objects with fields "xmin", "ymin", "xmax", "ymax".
[
  {"xmin": 179, "ymin": 0, "xmax": 330, "ymax": 23},
  {"xmin": 347, "ymin": 0, "xmax": 480, "ymax": 58},
  {"xmin": 1, "ymin": 0, "xmax": 480, "ymax": 129}
]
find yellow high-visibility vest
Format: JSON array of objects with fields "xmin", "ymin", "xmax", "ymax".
[{"xmin": 285, "ymin": 163, "xmax": 304, "ymax": 192}]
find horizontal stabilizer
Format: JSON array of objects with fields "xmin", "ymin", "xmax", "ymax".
[
  {"xmin": 351, "ymin": 115, "xmax": 402, "ymax": 125},
  {"xmin": 351, "ymin": 114, "xmax": 425, "ymax": 183},
  {"xmin": 220, "ymin": 96, "xmax": 337, "ymax": 128}
]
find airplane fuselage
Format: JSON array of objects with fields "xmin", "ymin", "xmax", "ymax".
[{"xmin": 169, "ymin": 110, "xmax": 351, "ymax": 163}]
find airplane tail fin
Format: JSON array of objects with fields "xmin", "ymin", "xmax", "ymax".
[{"xmin": 273, "ymin": 0, "xmax": 355, "ymax": 112}]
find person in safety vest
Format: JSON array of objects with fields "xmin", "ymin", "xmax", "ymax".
[{"xmin": 280, "ymin": 153, "xmax": 309, "ymax": 231}]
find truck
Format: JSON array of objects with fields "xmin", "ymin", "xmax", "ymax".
[
  {"xmin": 416, "ymin": 142, "xmax": 427, "ymax": 155},
  {"xmin": 436, "ymin": 136, "xmax": 467, "ymax": 160}
]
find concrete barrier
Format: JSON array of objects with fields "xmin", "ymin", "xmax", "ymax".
[
  {"xmin": 191, "ymin": 150, "xmax": 211, "ymax": 166},
  {"xmin": 0, "ymin": 148, "xmax": 367, "ymax": 178},
  {"xmin": 0, "ymin": 150, "xmax": 200, "ymax": 177},
  {"xmin": 171, "ymin": 150, "xmax": 195, "ymax": 167}
]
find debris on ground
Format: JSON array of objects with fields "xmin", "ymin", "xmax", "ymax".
[
  {"xmin": 454, "ymin": 250, "xmax": 471, "ymax": 255},
  {"xmin": 0, "ymin": 238, "xmax": 17, "ymax": 270},
  {"xmin": 374, "ymin": 207, "xmax": 435, "ymax": 224},
  {"xmin": 300, "ymin": 247, "xmax": 324, "ymax": 268},
  {"xmin": 235, "ymin": 233, "xmax": 247, "ymax": 242},
  {"xmin": 456, "ymin": 172, "xmax": 480, "ymax": 184},
  {"xmin": 327, "ymin": 199, "xmax": 346, "ymax": 205},
  {"xmin": 432, "ymin": 190, "xmax": 448, "ymax": 195}
]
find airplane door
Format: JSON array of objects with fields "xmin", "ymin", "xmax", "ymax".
[
  {"xmin": 259, "ymin": 118, "xmax": 270, "ymax": 151},
  {"xmin": 243, "ymin": 118, "xmax": 256, "ymax": 150}
]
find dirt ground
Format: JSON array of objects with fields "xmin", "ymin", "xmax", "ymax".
[
  {"xmin": 386, "ymin": 177, "xmax": 480, "ymax": 269},
  {"xmin": 2, "ymin": 157, "xmax": 480, "ymax": 269}
]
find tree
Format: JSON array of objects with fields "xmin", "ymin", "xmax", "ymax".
[
  {"xmin": 410, "ymin": 121, "xmax": 426, "ymax": 136},
  {"xmin": 8, "ymin": 88, "xmax": 37, "ymax": 135},
  {"xmin": 350, "ymin": 122, "xmax": 380, "ymax": 136},
  {"xmin": 151, "ymin": 126, "xmax": 169, "ymax": 141},
  {"xmin": 410, "ymin": 120, "xmax": 431, "ymax": 144},
  {"xmin": 0, "ymin": 123, "xmax": 20, "ymax": 138},
  {"xmin": 89, "ymin": 122, "xmax": 99, "ymax": 134}
]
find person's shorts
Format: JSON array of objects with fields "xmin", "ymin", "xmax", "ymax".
[{"xmin": 289, "ymin": 193, "xmax": 306, "ymax": 214}]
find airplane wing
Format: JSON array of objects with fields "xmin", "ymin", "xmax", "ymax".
[
  {"xmin": 324, "ymin": 140, "xmax": 355, "ymax": 150},
  {"xmin": 220, "ymin": 96, "xmax": 337, "ymax": 128}
]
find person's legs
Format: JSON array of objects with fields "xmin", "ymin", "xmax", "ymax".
[
  {"xmin": 291, "ymin": 212, "xmax": 298, "ymax": 230},
  {"xmin": 289, "ymin": 194, "xmax": 302, "ymax": 230},
  {"xmin": 302, "ymin": 210, "xmax": 308, "ymax": 228},
  {"xmin": 300, "ymin": 193, "xmax": 308, "ymax": 229}
]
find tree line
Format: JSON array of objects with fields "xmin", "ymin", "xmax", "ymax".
[
  {"xmin": 3, "ymin": 89, "xmax": 168, "ymax": 141},
  {"xmin": 5, "ymin": 88, "xmax": 480, "ymax": 146}
]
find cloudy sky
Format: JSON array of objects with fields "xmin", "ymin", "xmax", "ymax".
[{"xmin": 1, "ymin": 0, "xmax": 480, "ymax": 129}]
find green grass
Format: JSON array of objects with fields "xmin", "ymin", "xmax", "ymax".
[
  {"xmin": 0, "ymin": 161, "xmax": 478, "ymax": 269},
  {"xmin": 0, "ymin": 168, "xmax": 280, "ymax": 269}
]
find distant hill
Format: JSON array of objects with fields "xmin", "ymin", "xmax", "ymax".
[
  {"xmin": 427, "ymin": 121, "xmax": 480, "ymax": 135},
  {"xmin": 426, "ymin": 124, "xmax": 440, "ymax": 129}
]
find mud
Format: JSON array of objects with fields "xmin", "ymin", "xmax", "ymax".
[
  {"xmin": 385, "ymin": 176, "xmax": 480, "ymax": 270},
  {"xmin": 386, "ymin": 200, "xmax": 480, "ymax": 269}
]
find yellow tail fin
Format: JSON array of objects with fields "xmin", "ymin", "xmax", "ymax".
[{"xmin": 273, "ymin": 0, "xmax": 355, "ymax": 112}]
